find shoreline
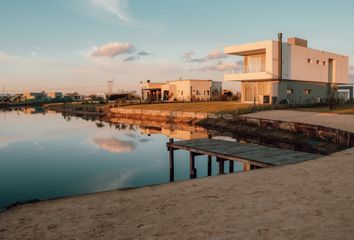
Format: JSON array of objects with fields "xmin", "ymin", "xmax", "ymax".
[
  {"xmin": 0, "ymin": 110, "xmax": 353, "ymax": 239},
  {"xmin": 0, "ymin": 147, "xmax": 353, "ymax": 239}
]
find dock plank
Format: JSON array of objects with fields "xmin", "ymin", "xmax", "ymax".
[{"xmin": 167, "ymin": 138, "xmax": 321, "ymax": 167}]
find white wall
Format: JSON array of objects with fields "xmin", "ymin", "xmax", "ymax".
[{"xmin": 271, "ymin": 41, "xmax": 349, "ymax": 84}]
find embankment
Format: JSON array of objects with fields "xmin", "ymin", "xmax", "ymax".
[
  {"xmin": 45, "ymin": 103, "xmax": 109, "ymax": 116},
  {"xmin": 109, "ymin": 107, "xmax": 354, "ymax": 154}
]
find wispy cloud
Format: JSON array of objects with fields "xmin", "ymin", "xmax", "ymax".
[
  {"xmin": 123, "ymin": 55, "xmax": 139, "ymax": 62},
  {"xmin": 349, "ymin": 74, "xmax": 354, "ymax": 82},
  {"xmin": 182, "ymin": 49, "xmax": 228, "ymax": 63},
  {"xmin": 191, "ymin": 60, "xmax": 243, "ymax": 72},
  {"xmin": 91, "ymin": 42, "xmax": 135, "ymax": 58},
  {"xmin": 206, "ymin": 49, "xmax": 228, "ymax": 60},
  {"xmin": 182, "ymin": 51, "xmax": 206, "ymax": 63},
  {"xmin": 72, "ymin": 0, "xmax": 164, "ymax": 33},
  {"xmin": 89, "ymin": 0, "xmax": 130, "ymax": 23},
  {"xmin": 137, "ymin": 51, "xmax": 152, "ymax": 56}
]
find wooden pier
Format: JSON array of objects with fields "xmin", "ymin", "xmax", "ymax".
[{"xmin": 167, "ymin": 137, "xmax": 322, "ymax": 181}]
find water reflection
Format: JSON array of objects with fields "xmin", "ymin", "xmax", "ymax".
[
  {"xmin": 0, "ymin": 107, "xmax": 320, "ymax": 210},
  {"xmin": 1, "ymin": 108, "xmax": 232, "ymax": 209},
  {"xmin": 93, "ymin": 138, "xmax": 137, "ymax": 153}
]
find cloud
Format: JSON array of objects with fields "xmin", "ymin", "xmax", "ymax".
[
  {"xmin": 0, "ymin": 135, "xmax": 26, "ymax": 149},
  {"xmin": 93, "ymin": 137, "xmax": 137, "ymax": 153},
  {"xmin": 89, "ymin": 0, "xmax": 130, "ymax": 23},
  {"xmin": 182, "ymin": 49, "xmax": 228, "ymax": 63},
  {"xmin": 123, "ymin": 55, "xmax": 139, "ymax": 62},
  {"xmin": 73, "ymin": 0, "xmax": 164, "ymax": 33},
  {"xmin": 206, "ymin": 49, "xmax": 228, "ymax": 60},
  {"xmin": 137, "ymin": 51, "xmax": 152, "ymax": 56},
  {"xmin": 349, "ymin": 74, "xmax": 354, "ymax": 82},
  {"xmin": 91, "ymin": 42, "xmax": 135, "ymax": 58},
  {"xmin": 191, "ymin": 60, "xmax": 243, "ymax": 72},
  {"xmin": 182, "ymin": 51, "xmax": 195, "ymax": 62},
  {"xmin": 182, "ymin": 51, "xmax": 206, "ymax": 63}
]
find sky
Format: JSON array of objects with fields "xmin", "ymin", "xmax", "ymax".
[{"xmin": 0, "ymin": 0, "xmax": 354, "ymax": 94}]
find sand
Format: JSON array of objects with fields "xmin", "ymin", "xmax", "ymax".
[{"xmin": 0, "ymin": 111, "xmax": 354, "ymax": 240}]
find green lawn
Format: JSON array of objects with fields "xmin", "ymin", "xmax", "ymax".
[{"xmin": 121, "ymin": 101, "xmax": 253, "ymax": 113}]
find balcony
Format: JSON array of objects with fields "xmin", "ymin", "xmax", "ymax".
[{"xmin": 224, "ymin": 63, "xmax": 273, "ymax": 81}]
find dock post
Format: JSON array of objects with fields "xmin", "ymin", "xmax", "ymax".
[
  {"xmin": 169, "ymin": 138, "xmax": 174, "ymax": 182},
  {"xmin": 207, "ymin": 156, "xmax": 212, "ymax": 176},
  {"xmin": 217, "ymin": 157, "xmax": 224, "ymax": 174},
  {"xmin": 229, "ymin": 160, "xmax": 234, "ymax": 173},
  {"xmin": 207, "ymin": 134, "xmax": 212, "ymax": 176},
  {"xmin": 190, "ymin": 152, "xmax": 197, "ymax": 179}
]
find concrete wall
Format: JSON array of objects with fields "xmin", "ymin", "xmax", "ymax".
[
  {"xmin": 276, "ymin": 42, "xmax": 349, "ymax": 84},
  {"xmin": 109, "ymin": 107, "xmax": 354, "ymax": 147},
  {"xmin": 278, "ymin": 80, "xmax": 329, "ymax": 103}
]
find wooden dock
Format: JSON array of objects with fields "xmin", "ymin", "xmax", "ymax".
[{"xmin": 166, "ymin": 138, "xmax": 322, "ymax": 181}]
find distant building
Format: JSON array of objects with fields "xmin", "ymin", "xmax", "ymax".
[
  {"xmin": 64, "ymin": 92, "xmax": 82, "ymax": 101},
  {"xmin": 224, "ymin": 35, "xmax": 349, "ymax": 104},
  {"xmin": 23, "ymin": 92, "xmax": 47, "ymax": 101},
  {"xmin": 338, "ymin": 84, "xmax": 354, "ymax": 100},
  {"xmin": 46, "ymin": 92, "xmax": 63, "ymax": 99},
  {"xmin": 140, "ymin": 79, "xmax": 222, "ymax": 102}
]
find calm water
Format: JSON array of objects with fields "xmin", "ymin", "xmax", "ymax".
[{"xmin": 0, "ymin": 108, "xmax": 243, "ymax": 209}]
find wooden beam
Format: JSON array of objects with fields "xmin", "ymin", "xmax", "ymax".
[
  {"xmin": 217, "ymin": 157, "xmax": 224, "ymax": 174},
  {"xmin": 169, "ymin": 138, "xmax": 174, "ymax": 182},
  {"xmin": 207, "ymin": 155, "xmax": 212, "ymax": 176},
  {"xmin": 229, "ymin": 160, "xmax": 234, "ymax": 173},
  {"xmin": 190, "ymin": 152, "xmax": 197, "ymax": 179}
]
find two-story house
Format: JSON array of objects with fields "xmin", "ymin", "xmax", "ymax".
[{"xmin": 224, "ymin": 34, "xmax": 349, "ymax": 104}]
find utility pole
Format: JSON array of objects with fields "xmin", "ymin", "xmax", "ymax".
[{"xmin": 107, "ymin": 80, "xmax": 114, "ymax": 95}]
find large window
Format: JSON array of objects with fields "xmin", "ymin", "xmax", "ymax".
[{"xmin": 245, "ymin": 54, "xmax": 266, "ymax": 73}]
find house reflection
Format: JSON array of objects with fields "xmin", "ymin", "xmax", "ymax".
[{"xmin": 108, "ymin": 116, "xmax": 208, "ymax": 140}]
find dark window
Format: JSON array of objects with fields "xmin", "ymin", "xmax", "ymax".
[
  {"xmin": 286, "ymin": 89, "xmax": 294, "ymax": 94},
  {"xmin": 304, "ymin": 89, "xmax": 312, "ymax": 95}
]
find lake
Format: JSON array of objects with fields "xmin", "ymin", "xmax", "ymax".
[{"xmin": 0, "ymin": 108, "xmax": 244, "ymax": 209}]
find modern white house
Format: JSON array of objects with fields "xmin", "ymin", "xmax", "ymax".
[
  {"xmin": 140, "ymin": 79, "xmax": 222, "ymax": 102},
  {"xmin": 224, "ymin": 34, "xmax": 349, "ymax": 104}
]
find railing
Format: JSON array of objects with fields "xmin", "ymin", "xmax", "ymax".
[{"xmin": 226, "ymin": 64, "xmax": 266, "ymax": 74}]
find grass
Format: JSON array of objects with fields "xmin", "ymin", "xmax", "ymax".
[
  {"xmin": 120, "ymin": 101, "xmax": 354, "ymax": 115},
  {"xmin": 121, "ymin": 101, "xmax": 253, "ymax": 113}
]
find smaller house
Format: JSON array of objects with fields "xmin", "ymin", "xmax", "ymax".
[
  {"xmin": 46, "ymin": 92, "xmax": 63, "ymax": 99},
  {"xmin": 23, "ymin": 92, "xmax": 47, "ymax": 101},
  {"xmin": 140, "ymin": 79, "xmax": 222, "ymax": 102},
  {"xmin": 338, "ymin": 84, "xmax": 354, "ymax": 100},
  {"xmin": 64, "ymin": 92, "xmax": 82, "ymax": 101}
]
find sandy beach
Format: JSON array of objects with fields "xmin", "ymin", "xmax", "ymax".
[{"xmin": 0, "ymin": 111, "xmax": 353, "ymax": 240}]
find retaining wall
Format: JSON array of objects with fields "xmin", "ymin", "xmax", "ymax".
[{"xmin": 109, "ymin": 107, "xmax": 354, "ymax": 148}]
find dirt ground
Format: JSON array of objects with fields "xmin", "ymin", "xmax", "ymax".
[{"xmin": 0, "ymin": 111, "xmax": 353, "ymax": 240}]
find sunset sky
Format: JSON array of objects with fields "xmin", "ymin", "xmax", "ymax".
[{"xmin": 1, "ymin": 0, "xmax": 353, "ymax": 94}]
